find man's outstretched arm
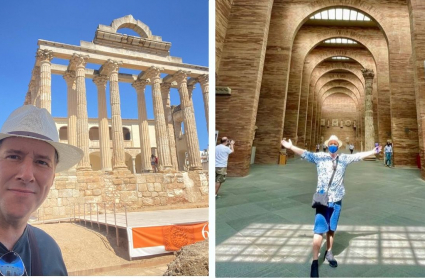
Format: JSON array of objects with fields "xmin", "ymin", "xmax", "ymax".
[
  {"xmin": 281, "ymin": 139, "xmax": 305, "ymax": 156},
  {"xmin": 358, "ymin": 145, "xmax": 382, "ymax": 160}
]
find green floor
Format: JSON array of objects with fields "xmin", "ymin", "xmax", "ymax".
[{"xmin": 216, "ymin": 151, "xmax": 425, "ymax": 277}]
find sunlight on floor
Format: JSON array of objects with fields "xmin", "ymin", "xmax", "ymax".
[{"xmin": 216, "ymin": 224, "xmax": 425, "ymax": 266}]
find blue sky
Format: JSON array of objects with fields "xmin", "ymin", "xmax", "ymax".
[{"xmin": 0, "ymin": 0, "xmax": 209, "ymax": 150}]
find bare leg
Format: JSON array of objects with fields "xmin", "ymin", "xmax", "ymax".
[
  {"xmin": 312, "ymin": 233, "xmax": 323, "ymax": 260},
  {"xmin": 326, "ymin": 231, "xmax": 335, "ymax": 251},
  {"xmin": 215, "ymin": 182, "xmax": 222, "ymax": 195}
]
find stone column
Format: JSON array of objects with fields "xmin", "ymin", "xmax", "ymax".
[
  {"xmin": 174, "ymin": 71, "xmax": 202, "ymax": 170},
  {"xmin": 93, "ymin": 74, "xmax": 112, "ymax": 171},
  {"xmin": 161, "ymin": 83, "xmax": 179, "ymax": 171},
  {"xmin": 146, "ymin": 67, "xmax": 172, "ymax": 171},
  {"xmin": 132, "ymin": 79, "xmax": 152, "ymax": 172},
  {"xmin": 72, "ymin": 54, "xmax": 91, "ymax": 170},
  {"xmin": 63, "ymin": 70, "xmax": 77, "ymax": 147},
  {"xmin": 36, "ymin": 49, "xmax": 54, "ymax": 113},
  {"xmin": 33, "ymin": 67, "xmax": 41, "ymax": 108},
  {"xmin": 132, "ymin": 157, "xmax": 136, "ymax": 174},
  {"xmin": 362, "ymin": 68, "xmax": 376, "ymax": 159},
  {"xmin": 198, "ymin": 74, "xmax": 209, "ymax": 132},
  {"xmin": 102, "ymin": 60, "xmax": 127, "ymax": 170}
]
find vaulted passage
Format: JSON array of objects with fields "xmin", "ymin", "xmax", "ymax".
[{"xmin": 216, "ymin": 0, "xmax": 425, "ymax": 179}]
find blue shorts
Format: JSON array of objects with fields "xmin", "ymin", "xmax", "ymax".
[{"xmin": 314, "ymin": 201, "xmax": 342, "ymax": 234}]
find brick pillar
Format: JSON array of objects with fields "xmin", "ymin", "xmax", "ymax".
[
  {"xmin": 36, "ymin": 49, "xmax": 53, "ymax": 113},
  {"xmin": 147, "ymin": 67, "xmax": 172, "ymax": 171},
  {"xmin": 132, "ymin": 79, "xmax": 152, "ymax": 172},
  {"xmin": 93, "ymin": 74, "xmax": 112, "ymax": 171},
  {"xmin": 161, "ymin": 83, "xmax": 179, "ymax": 171},
  {"xmin": 72, "ymin": 54, "xmax": 91, "ymax": 170},
  {"xmin": 198, "ymin": 74, "xmax": 209, "ymax": 132},
  {"xmin": 103, "ymin": 60, "xmax": 127, "ymax": 170},
  {"xmin": 174, "ymin": 71, "xmax": 202, "ymax": 170},
  {"xmin": 362, "ymin": 69, "xmax": 376, "ymax": 158},
  {"xmin": 63, "ymin": 70, "xmax": 77, "ymax": 147}
]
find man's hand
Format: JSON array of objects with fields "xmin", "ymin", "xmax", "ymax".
[
  {"xmin": 375, "ymin": 145, "xmax": 382, "ymax": 153},
  {"xmin": 230, "ymin": 140, "xmax": 235, "ymax": 145},
  {"xmin": 281, "ymin": 138, "xmax": 293, "ymax": 149}
]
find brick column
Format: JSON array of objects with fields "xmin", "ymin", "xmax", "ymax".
[
  {"xmin": 63, "ymin": 70, "xmax": 77, "ymax": 147},
  {"xmin": 72, "ymin": 54, "xmax": 91, "ymax": 170},
  {"xmin": 146, "ymin": 67, "xmax": 172, "ymax": 171},
  {"xmin": 93, "ymin": 74, "xmax": 112, "ymax": 171},
  {"xmin": 174, "ymin": 71, "xmax": 202, "ymax": 170},
  {"xmin": 198, "ymin": 74, "xmax": 209, "ymax": 132},
  {"xmin": 101, "ymin": 60, "xmax": 127, "ymax": 170},
  {"xmin": 132, "ymin": 79, "xmax": 152, "ymax": 172},
  {"xmin": 362, "ymin": 69, "xmax": 376, "ymax": 158},
  {"xmin": 161, "ymin": 83, "xmax": 179, "ymax": 171},
  {"xmin": 36, "ymin": 49, "xmax": 53, "ymax": 113}
]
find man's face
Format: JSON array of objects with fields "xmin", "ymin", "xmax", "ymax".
[{"xmin": 0, "ymin": 137, "xmax": 56, "ymax": 224}]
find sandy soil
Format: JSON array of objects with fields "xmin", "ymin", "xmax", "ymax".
[{"xmin": 35, "ymin": 222, "xmax": 175, "ymax": 276}]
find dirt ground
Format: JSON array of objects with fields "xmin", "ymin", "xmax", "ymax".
[{"xmin": 35, "ymin": 222, "xmax": 175, "ymax": 276}]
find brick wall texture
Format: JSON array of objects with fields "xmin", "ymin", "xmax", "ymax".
[{"xmin": 217, "ymin": 0, "xmax": 425, "ymax": 178}]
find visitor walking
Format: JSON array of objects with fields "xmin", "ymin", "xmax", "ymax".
[
  {"xmin": 215, "ymin": 137, "xmax": 235, "ymax": 197},
  {"xmin": 281, "ymin": 135, "xmax": 382, "ymax": 278},
  {"xmin": 384, "ymin": 141, "xmax": 393, "ymax": 167},
  {"xmin": 349, "ymin": 143, "xmax": 354, "ymax": 154}
]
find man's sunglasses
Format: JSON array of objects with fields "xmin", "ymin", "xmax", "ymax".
[{"xmin": 0, "ymin": 251, "xmax": 27, "ymax": 276}]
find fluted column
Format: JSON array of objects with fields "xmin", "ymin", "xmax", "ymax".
[
  {"xmin": 63, "ymin": 70, "xmax": 77, "ymax": 147},
  {"xmin": 72, "ymin": 54, "xmax": 91, "ymax": 170},
  {"xmin": 362, "ymin": 68, "xmax": 376, "ymax": 158},
  {"xmin": 146, "ymin": 67, "xmax": 172, "ymax": 171},
  {"xmin": 161, "ymin": 83, "xmax": 179, "ymax": 171},
  {"xmin": 174, "ymin": 71, "xmax": 202, "ymax": 170},
  {"xmin": 33, "ymin": 67, "xmax": 41, "ymax": 108},
  {"xmin": 93, "ymin": 74, "xmax": 112, "ymax": 171},
  {"xmin": 132, "ymin": 79, "xmax": 152, "ymax": 172},
  {"xmin": 198, "ymin": 74, "xmax": 209, "ymax": 132},
  {"xmin": 102, "ymin": 60, "xmax": 127, "ymax": 170},
  {"xmin": 36, "ymin": 49, "xmax": 53, "ymax": 113}
]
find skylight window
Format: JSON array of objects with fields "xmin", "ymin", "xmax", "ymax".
[
  {"xmin": 324, "ymin": 38, "xmax": 357, "ymax": 44},
  {"xmin": 310, "ymin": 8, "xmax": 372, "ymax": 22},
  {"xmin": 332, "ymin": 56, "xmax": 350, "ymax": 60}
]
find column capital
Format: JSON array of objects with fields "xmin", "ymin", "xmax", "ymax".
[
  {"xmin": 197, "ymin": 74, "xmax": 208, "ymax": 86},
  {"xmin": 173, "ymin": 70, "xmax": 191, "ymax": 85},
  {"xmin": 93, "ymin": 74, "xmax": 108, "ymax": 87},
  {"xmin": 361, "ymin": 68, "xmax": 374, "ymax": 79},
  {"xmin": 63, "ymin": 70, "xmax": 76, "ymax": 84},
  {"xmin": 70, "ymin": 53, "xmax": 90, "ymax": 69},
  {"xmin": 36, "ymin": 49, "xmax": 53, "ymax": 62},
  {"xmin": 145, "ymin": 66, "xmax": 163, "ymax": 81},
  {"xmin": 161, "ymin": 82, "xmax": 172, "ymax": 91},
  {"xmin": 100, "ymin": 59, "xmax": 122, "ymax": 76},
  {"xmin": 132, "ymin": 79, "xmax": 149, "ymax": 91}
]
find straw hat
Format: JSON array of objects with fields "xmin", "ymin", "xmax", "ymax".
[
  {"xmin": 324, "ymin": 135, "xmax": 343, "ymax": 147},
  {"xmin": 0, "ymin": 105, "xmax": 84, "ymax": 172}
]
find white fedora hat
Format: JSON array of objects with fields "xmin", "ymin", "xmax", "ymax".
[
  {"xmin": 0, "ymin": 105, "xmax": 84, "ymax": 172},
  {"xmin": 324, "ymin": 135, "xmax": 343, "ymax": 147}
]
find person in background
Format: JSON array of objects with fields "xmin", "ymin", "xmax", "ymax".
[
  {"xmin": 151, "ymin": 154, "xmax": 158, "ymax": 173},
  {"xmin": 215, "ymin": 137, "xmax": 234, "ymax": 197},
  {"xmin": 348, "ymin": 143, "xmax": 354, "ymax": 154},
  {"xmin": 384, "ymin": 140, "xmax": 393, "ymax": 167},
  {"xmin": 316, "ymin": 143, "xmax": 320, "ymax": 152}
]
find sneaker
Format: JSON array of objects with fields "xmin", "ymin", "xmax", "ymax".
[
  {"xmin": 310, "ymin": 260, "xmax": 319, "ymax": 277},
  {"xmin": 324, "ymin": 250, "xmax": 338, "ymax": 267}
]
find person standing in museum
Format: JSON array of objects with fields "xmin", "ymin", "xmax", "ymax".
[
  {"xmin": 215, "ymin": 137, "xmax": 234, "ymax": 197},
  {"xmin": 0, "ymin": 105, "xmax": 84, "ymax": 275},
  {"xmin": 281, "ymin": 135, "xmax": 382, "ymax": 278},
  {"xmin": 384, "ymin": 141, "xmax": 393, "ymax": 167},
  {"xmin": 316, "ymin": 143, "xmax": 320, "ymax": 152},
  {"xmin": 349, "ymin": 143, "xmax": 354, "ymax": 154}
]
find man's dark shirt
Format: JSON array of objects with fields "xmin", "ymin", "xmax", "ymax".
[{"xmin": 0, "ymin": 225, "xmax": 67, "ymax": 275}]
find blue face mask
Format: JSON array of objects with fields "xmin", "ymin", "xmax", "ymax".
[{"xmin": 328, "ymin": 145, "xmax": 338, "ymax": 153}]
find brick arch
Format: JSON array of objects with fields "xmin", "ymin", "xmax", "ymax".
[
  {"xmin": 293, "ymin": 1, "xmax": 391, "ymax": 46},
  {"xmin": 311, "ymin": 67, "xmax": 365, "ymax": 89},
  {"xmin": 318, "ymin": 81, "xmax": 361, "ymax": 106},
  {"xmin": 321, "ymin": 87, "xmax": 359, "ymax": 107},
  {"xmin": 110, "ymin": 15, "xmax": 152, "ymax": 38}
]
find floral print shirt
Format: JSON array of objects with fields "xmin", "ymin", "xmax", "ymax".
[{"xmin": 301, "ymin": 151, "xmax": 363, "ymax": 202}]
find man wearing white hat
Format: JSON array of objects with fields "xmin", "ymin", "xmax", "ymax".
[
  {"xmin": 0, "ymin": 105, "xmax": 83, "ymax": 275},
  {"xmin": 281, "ymin": 135, "xmax": 382, "ymax": 278}
]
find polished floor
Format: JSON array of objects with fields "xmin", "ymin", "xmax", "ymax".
[{"xmin": 216, "ymin": 150, "xmax": 425, "ymax": 277}]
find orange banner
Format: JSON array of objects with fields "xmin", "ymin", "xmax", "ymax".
[{"xmin": 132, "ymin": 222, "xmax": 209, "ymax": 251}]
